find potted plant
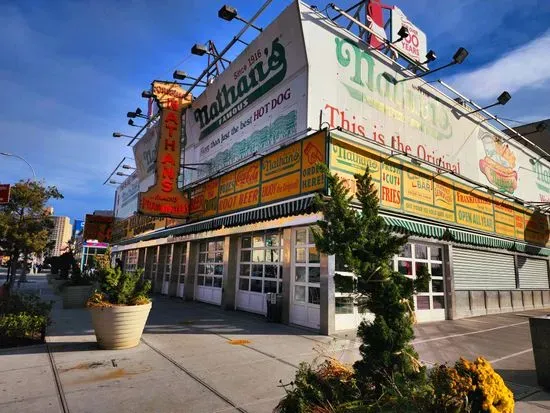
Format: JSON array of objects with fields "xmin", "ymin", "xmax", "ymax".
[
  {"xmin": 86, "ymin": 250, "xmax": 152, "ymax": 350},
  {"xmin": 61, "ymin": 266, "xmax": 96, "ymax": 309}
]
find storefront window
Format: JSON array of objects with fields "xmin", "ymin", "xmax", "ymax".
[
  {"xmin": 125, "ymin": 249, "xmax": 139, "ymax": 272},
  {"xmin": 394, "ymin": 243, "xmax": 445, "ymax": 312},
  {"xmin": 238, "ymin": 231, "xmax": 283, "ymax": 294},
  {"xmin": 197, "ymin": 240, "xmax": 224, "ymax": 288},
  {"xmin": 293, "ymin": 228, "xmax": 321, "ymax": 307},
  {"xmin": 179, "ymin": 243, "xmax": 187, "ymax": 282}
]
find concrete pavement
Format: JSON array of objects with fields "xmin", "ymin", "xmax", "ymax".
[{"xmin": 1, "ymin": 271, "xmax": 549, "ymax": 412}]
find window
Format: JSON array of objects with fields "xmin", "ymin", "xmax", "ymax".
[
  {"xmin": 238, "ymin": 231, "xmax": 283, "ymax": 294},
  {"xmin": 197, "ymin": 240, "xmax": 224, "ymax": 288},
  {"xmin": 394, "ymin": 243, "xmax": 445, "ymax": 311},
  {"xmin": 293, "ymin": 228, "xmax": 321, "ymax": 306},
  {"xmin": 158, "ymin": 245, "xmax": 172, "ymax": 282},
  {"xmin": 125, "ymin": 249, "xmax": 139, "ymax": 272}
]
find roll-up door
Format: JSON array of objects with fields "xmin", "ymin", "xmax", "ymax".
[
  {"xmin": 453, "ymin": 248, "xmax": 515, "ymax": 290},
  {"xmin": 518, "ymin": 257, "xmax": 549, "ymax": 289}
]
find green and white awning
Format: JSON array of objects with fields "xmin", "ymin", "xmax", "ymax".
[
  {"xmin": 448, "ymin": 229, "xmax": 514, "ymax": 249},
  {"xmin": 117, "ymin": 195, "xmax": 316, "ymax": 246},
  {"xmin": 514, "ymin": 242, "xmax": 550, "ymax": 256},
  {"xmin": 382, "ymin": 216, "xmax": 446, "ymax": 239}
]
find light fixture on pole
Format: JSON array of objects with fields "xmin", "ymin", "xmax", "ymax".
[
  {"xmin": 128, "ymin": 119, "xmax": 144, "ymax": 128},
  {"xmin": 191, "ymin": 43, "xmax": 232, "ymax": 64},
  {"xmin": 173, "ymin": 70, "xmax": 207, "ymax": 85},
  {"xmin": 127, "ymin": 109, "xmax": 148, "ymax": 120},
  {"xmin": 218, "ymin": 4, "xmax": 263, "ymax": 32},
  {"xmin": 459, "ymin": 91, "xmax": 511, "ymax": 117},
  {"xmin": 421, "ymin": 50, "xmax": 437, "ymax": 65},
  {"xmin": 0, "ymin": 152, "xmax": 36, "ymax": 180},
  {"xmin": 113, "ymin": 132, "xmax": 134, "ymax": 138},
  {"xmin": 141, "ymin": 90, "xmax": 153, "ymax": 99},
  {"xmin": 399, "ymin": 47, "xmax": 469, "ymax": 81},
  {"xmin": 522, "ymin": 122, "xmax": 547, "ymax": 136},
  {"xmin": 122, "ymin": 164, "xmax": 136, "ymax": 170},
  {"xmin": 393, "ymin": 26, "xmax": 409, "ymax": 43},
  {"xmin": 116, "ymin": 172, "xmax": 131, "ymax": 177},
  {"xmin": 108, "ymin": 180, "xmax": 122, "ymax": 185}
]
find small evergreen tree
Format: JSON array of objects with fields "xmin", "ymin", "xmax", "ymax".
[{"xmin": 312, "ymin": 166, "xmax": 430, "ymax": 407}]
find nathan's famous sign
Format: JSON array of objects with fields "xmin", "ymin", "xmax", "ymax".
[
  {"xmin": 138, "ymin": 81, "xmax": 192, "ymax": 218},
  {"xmin": 193, "ymin": 38, "xmax": 287, "ymax": 140}
]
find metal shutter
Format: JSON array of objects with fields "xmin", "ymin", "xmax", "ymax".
[
  {"xmin": 453, "ymin": 247, "xmax": 515, "ymax": 290},
  {"xmin": 518, "ymin": 257, "xmax": 549, "ymax": 289}
]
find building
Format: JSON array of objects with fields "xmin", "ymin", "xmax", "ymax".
[
  {"xmin": 110, "ymin": 1, "xmax": 550, "ymax": 335},
  {"xmin": 49, "ymin": 216, "xmax": 72, "ymax": 257}
]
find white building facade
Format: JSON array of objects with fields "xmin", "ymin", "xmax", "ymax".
[{"xmin": 111, "ymin": 2, "xmax": 550, "ymax": 335}]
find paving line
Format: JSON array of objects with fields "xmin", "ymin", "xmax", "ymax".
[
  {"xmin": 412, "ymin": 321, "xmax": 528, "ymax": 344},
  {"xmin": 141, "ymin": 337, "xmax": 250, "ymax": 413},
  {"xmin": 489, "ymin": 348, "xmax": 533, "ymax": 364},
  {"xmin": 45, "ymin": 343, "xmax": 70, "ymax": 413}
]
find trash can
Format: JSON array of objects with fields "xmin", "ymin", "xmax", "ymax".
[
  {"xmin": 266, "ymin": 293, "xmax": 283, "ymax": 323},
  {"xmin": 530, "ymin": 315, "xmax": 550, "ymax": 390}
]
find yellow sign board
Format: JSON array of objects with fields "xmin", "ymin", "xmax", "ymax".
[{"xmin": 330, "ymin": 136, "xmax": 549, "ymax": 247}]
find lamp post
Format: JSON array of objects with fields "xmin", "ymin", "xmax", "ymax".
[{"xmin": 0, "ymin": 152, "xmax": 36, "ymax": 180}]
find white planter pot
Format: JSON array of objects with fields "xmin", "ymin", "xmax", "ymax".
[
  {"xmin": 88, "ymin": 302, "xmax": 152, "ymax": 350},
  {"xmin": 62, "ymin": 285, "xmax": 94, "ymax": 309}
]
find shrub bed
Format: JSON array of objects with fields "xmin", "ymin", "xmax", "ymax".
[{"xmin": 0, "ymin": 293, "xmax": 52, "ymax": 348}]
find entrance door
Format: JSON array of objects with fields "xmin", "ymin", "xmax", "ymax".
[
  {"xmin": 236, "ymin": 231, "xmax": 283, "ymax": 315},
  {"xmin": 394, "ymin": 243, "xmax": 446, "ymax": 322},
  {"xmin": 158, "ymin": 245, "xmax": 172, "ymax": 295},
  {"xmin": 289, "ymin": 227, "xmax": 321, "ymax": 330},
  {"xmin": 195, "ymin": 239, "xmax": 224, "ymax": 305},
  {"xmin": 176, "ymin": 243, "xmax": 188, "ymax": 298}
]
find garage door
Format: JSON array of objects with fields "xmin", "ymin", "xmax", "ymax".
[
  {"xmin": 453, "ymin": 248, "xmax": 515, "ymax": 290},
  {"xmin": 518, "ymin": 257, "xmax": 549, "ymax": 289}
]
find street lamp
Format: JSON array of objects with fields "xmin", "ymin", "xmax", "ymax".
[
  {"xmin": 191, "ymin": 43, "xmax": 232, "ymax": 63},
  {"xmin": 0, "ymin": 152, "xmax": 36, "ymax": 180},
  {"xmin": 398, "ymin": 47, "xmax": 469, "ymax": 81},
  {"xmin": 218, "ymin": 4, "xmax": 262, "ymax": 31},
  {"xmin": 173, "ymin": 70, "xmax": 207, "ymax": 85},
  {"xmin": 460, "ymin": 91, "xmax": 511, "ymax": 117},
  {"xmin": 141, "ymin": 90, "xmax": 153, "ymax": 99},
  {"xmin": 128, "ymin": 119, "xmax": 144, "ymax": 128},
  {"xmin": 113, "ymin": 132, "xmax": 134, "ymax": 138}
]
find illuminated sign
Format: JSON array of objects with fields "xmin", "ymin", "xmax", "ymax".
[
  {"xmin": 83, "ymin": 214, "xmax": 114, "ymax": 243},
  {"xmin": 0, "ymin": 184, "xmax": 10, "ymax": 204},
  {"xmin": 138, "ymin": 81, "xmax": 192, "ymax": 218}
]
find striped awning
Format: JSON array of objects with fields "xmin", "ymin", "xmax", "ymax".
[
  {"xmin": 448, "ymin": 228, "xmax": 515, "ymax": 249},
  {"xmin": 514, "ymin": 242, "xmax": 550, "ymax": 256},
  {"xmin": 116, "ymin": 195, "xmax": 316, "ymax": 246},
  {"xmin": 382, "ymin": 215, "xmax": 446, "ymax": 239}
]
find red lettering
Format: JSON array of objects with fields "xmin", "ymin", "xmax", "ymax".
[
  {"xmin": 161, "ymin": 153, "xmax": 175, "ymax": 166},
  {"xmin": 162, "ymin": 179, "xmax": 173, "ymax": 192},
  {"xmin": 165, "ymin": 139, "xmax": 176, "ymax": 152}
]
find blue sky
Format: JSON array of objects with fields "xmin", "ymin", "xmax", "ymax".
[{"xmin": 1, "ymin": 0, "xmax": 549, "ymax": 222}]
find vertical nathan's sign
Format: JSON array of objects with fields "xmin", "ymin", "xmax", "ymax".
[{"xmin": 138, "ymin": 81, "xmax": 192, "ymax": 218}]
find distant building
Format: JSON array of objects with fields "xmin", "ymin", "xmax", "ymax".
[
  {"xmin": 504, "ymin": 119, "xmax": 550, "ymax": 154},
  {"xmin": 49, "ymin": 216, "xmax": 72, "ymax": 257}
]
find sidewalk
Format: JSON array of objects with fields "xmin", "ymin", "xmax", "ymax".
[{"xmin": 1, "ymin": 273, "xmax": 549, "ymax": 412}]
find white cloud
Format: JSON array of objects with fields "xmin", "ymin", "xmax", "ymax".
[{"xmin": 448, "ymin": 29, "xmax": 550, "ymax": 100}]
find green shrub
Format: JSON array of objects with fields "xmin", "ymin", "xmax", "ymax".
[
  {"xmin": 0, "ymin": 293, "xmax": 53, "ymax": 318},
  {"xmin": 0, "ymin": 312, "xmax": 48, "ymax": 338},
  {"xmin": 87, "ymin": 249, "xmax": 151, "ymax": 306}
]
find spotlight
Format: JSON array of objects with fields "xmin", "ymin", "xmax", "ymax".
[
  {"xmin": 217, "ymin": 4, "xmax": 262, "ymax": 31},
  {"xmin": 191, "ymin": 43, "xmax": 208, "ymax": 56},
  {"xmin": 141, "ymin": 90, "xmax": 153, "ymax": 99},
  {"xmin": 394, "ymin": 26, "xmax": 409, "ymax": 43},
  {"xmin": 400, "ymin": 47, "xmax": 469, "ymax": 81},
  {"xmin": 460, "ymin": 91, "xmax": 511, "ymax": 117}
]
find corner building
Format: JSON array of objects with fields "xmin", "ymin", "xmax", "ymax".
[{"xmin": 112, "ymin": 2, "xmax": 550, "ymax": 334}]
